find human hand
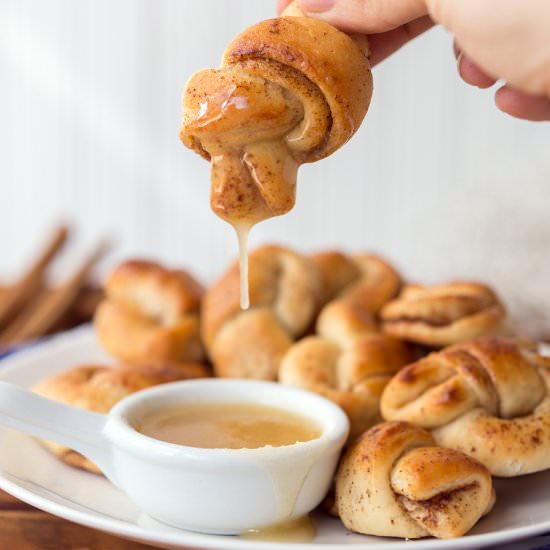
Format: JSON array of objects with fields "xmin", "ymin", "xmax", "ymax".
[{"xmin": 277, "ymin": 0, "xmax": 550, "ymax": 121}]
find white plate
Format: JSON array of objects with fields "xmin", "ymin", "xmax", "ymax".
[{"xmin": 0, "ymin": 327, "xmax": 549, "ymax": 550}]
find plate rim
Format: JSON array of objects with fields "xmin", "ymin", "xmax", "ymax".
[{"xmin": 0, "ymin": 327, "xmax": 549, "ymax": 550}]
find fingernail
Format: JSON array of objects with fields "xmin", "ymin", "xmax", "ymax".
[
  {"xmin": 452, "ymin": 41, "xmax": 461, "ymax": 60},
  {"xmin": 456, "ymin": 51, "xmax": 464, "ymax": 76},
  {"xmin": 456, "ymin": 52, "xmax": 475, "ymax": 86},
  {"xmin": 298, "ymin": 0, "xmax": 336, "ymax": 13}
]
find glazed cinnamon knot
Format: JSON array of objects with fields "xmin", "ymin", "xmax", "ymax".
[
  {"xmin": 381, "ymin": 282, "xmax": 507, "ymax": 347},
  {"xmin": 180, "ymin": 14, "xmax": 372, "ymax": 223},
  {"xmin": 280, "ymin": 253, "xmax": 411, "ymax": 440},
  {"xmin": 336, "ymin": 422, "xmax": 495, "ymax": 539},
  {"xmin": 381, "ymin": 337, "xmax": 550, "ymax": 476},
  {"xmin": 202, "ymin": 245, "xmax": 322, "ymax": 380},
  {"xmin": 94, "ymin": 260, "xmax": 204, "ymax": 364}
]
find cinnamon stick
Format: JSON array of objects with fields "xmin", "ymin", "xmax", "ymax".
[
  {"xmin": 0, "ymin": 240, "xmax": 108, "ymax": 347},
  {"xmin": 0, "ymin": 226, "xmax": 68, "ymax": 329}
]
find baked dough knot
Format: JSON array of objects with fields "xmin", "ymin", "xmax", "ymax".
[
  {"xmin": 335, "ymin": 421, "xmax": 495, "ymax": 539},
  {"xmin": 280, "ymin": 252, "xmax": 411, "ymax": 440},
  {"xmin": 311, "ymin": 252, "xmax": 402, "ymax": 342},
  {"xmin": 94, "ymin": 260, "xmax": 205, "ymax": 364},
  {"xmin": 381, "ymin": 281, "xmax": 507, "ymax": 347},
  {"xmin": 381, "ymin": 337, "xmax": 550, "ymax": 476},
  {"xmin": 180, "ymin": 15, "xmax": 372, "ymax": 221},
  {"xmin": 202, "ymin": 245, "xmax": 322, "ymax": 380}
]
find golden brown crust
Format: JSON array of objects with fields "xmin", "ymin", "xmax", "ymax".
[
  {"xmin": 335, "ymin": 421, "xmax": 495, "ymax": 539},
  {"xmin": 202, "ymin": 245, "xmax": 322, "ymax": 380},
  {"xmin": 182, "ymin": 16, "xmax": 372, "ymax": 160},
  {"xmin": 180, "ymin": 13, "xmax": 372, "ymax": 224},
  {"xmin": 280, "ymin": 334, "xmax": 412, "ymax": 440},
  {"xmin": 94, "ymin": 260, "xmax": 205, "ymax": 364},
  {"xmin": 221, "ymin": 16, "xmax": 372, "ymax": 161},
  {"xmin": 281, "ymin": 2, "xmax": 371, "ymax": 56},
  {"xmin": 106, "ymin": 260, "xmax": 203, "ymax": 314},
  {"xmin": 210, "ymin": 308, "xmax": 294, "ymax": 380},
  {"xmin": 33, "ymin": 361, "xmax": 210, "ymax": 473},
  {"xmin": 381, "ymin": 282, "xmax": 508, "ymax": 347},
  {"xmin": 308, "ymin": 251, "xmax": 360, "ymax": 305},
  {"xmin": 311, "ymin": 252, "xmax": 401, "ymax": 314},
  {"xmin": 381, "ymin": 337, "xmax": 550, "ymax": 476},
  {"xmin": 34, "ymin": 362, "xmax": 210, "ymax": 411}
]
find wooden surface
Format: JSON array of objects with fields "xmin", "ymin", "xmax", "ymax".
[{"xmin": 0, "ymin": 489, "xmax": 160, "ymax": 550}]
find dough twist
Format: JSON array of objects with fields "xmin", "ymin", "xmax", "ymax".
[
  {"xmin": 280, "ymin": 253, "xmax": 410, "ymax": 440},
  {"xmin": 311, "ymin": 252, "xmax": 402, "ymax": 344},
  {"xmin": 381, "ymin": 282, "xmax": 507, "ymax": 347},
  {"xmin": 180, "ymin": 12, "xmax": 372, "ymax": 224},
  {"xmin": 336, "ymin": 421, "xmax": 495, "ymax": 539},
  {"xmin": 381, "ymin": 337, "xmax": 550, "ymax": 476},
  {"xmin": 202, "ymin": 245, "xmax": 322, "ymax": 380},
  {"xmin": 94, "ymin": 260, "xmax": 204, "ymax": 364}
]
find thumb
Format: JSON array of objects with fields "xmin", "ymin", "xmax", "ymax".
[{"xmin": 297, "ymin": 0, "xmax": 428, "ymax": 33}]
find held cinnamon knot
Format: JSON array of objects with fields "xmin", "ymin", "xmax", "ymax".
[
  {"xmin": 335, "ymin": 421, "xmax": 495, "ymax": 539},
  {"xmin": 381, "ymin": 282, "xmax": 508, "ymax": 347},
  {"xmin": 180, "ymin": 16, "xmax": 372, "ymax": 224},
  {"xmin": 381, "ymin": 337, "xmax": 550, "ymax": 476},
  {"xmin": 94, "ymin": 261, "xmax": 205, "ymax": 364}
]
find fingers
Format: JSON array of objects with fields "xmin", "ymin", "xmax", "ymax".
[
  {"xmin": 277, "ymin": 0, "xmax": 293, "ymax": 14},
  {"xmin": 453, "ymin": 41, "xmax": 550, "ymax": 121},
  {"xmin": 457, "ymin": 54, "xmax": 496, "ymax": 89},
  {"xmin": 278, "ymin": 0, "xmax": 550, "ymax": 123},
  {"xmin": 278, "ymin": 0, "xmax": 433, "ymax": 65},
  {"xmin": 368, "ymin": 16, "xmax": 434, "ymax": 66},
  {"xmin": 495, "ymin": 87, "xmax": 550, "ymax": 122},
  {"xmin": 430, "ymin": 0, "xmax": 550, "ymax": 97},
  {"xmin": 296, "ymin": 0, "xmax": 428, "ymax": 33},
  {"xmin": 454, "ymin": 43, "xmax": 496, "ymax": 89}
]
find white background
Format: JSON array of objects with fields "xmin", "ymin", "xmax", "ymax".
[{"xmin": 0, "ymin": 0, "xmax": 549, "ymax": 337}]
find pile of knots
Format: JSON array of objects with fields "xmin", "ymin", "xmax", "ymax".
[{"xmin": 33, "ymin": 245, "xmax": 550, "ymax": 540}]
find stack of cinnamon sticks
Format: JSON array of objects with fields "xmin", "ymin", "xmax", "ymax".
[{"xmin": 0, "ymin": 225, "xmax": 107, "ymax": 351}]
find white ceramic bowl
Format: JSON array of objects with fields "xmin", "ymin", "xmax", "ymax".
[{"xmin": 0, "ymin": 378, "xmax": 349, "ymax": 534}]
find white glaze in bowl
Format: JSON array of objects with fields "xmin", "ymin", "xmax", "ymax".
[{"xmin": 0, "ymin": 376, "xmax": 349, "ymax": 534}]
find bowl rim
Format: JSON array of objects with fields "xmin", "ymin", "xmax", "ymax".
[{"xmin": 104, "ymin": 378, "xmax": 350, "ymax": 463}]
